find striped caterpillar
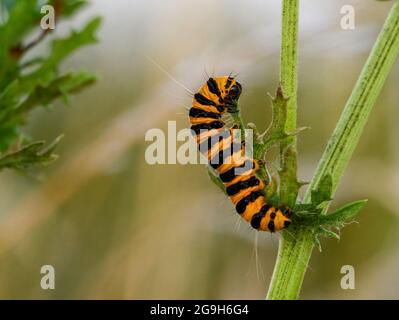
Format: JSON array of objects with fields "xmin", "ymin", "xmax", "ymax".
[{"xmin": 189, "ymin": 76, "xmax": 292, "ymax": 232}]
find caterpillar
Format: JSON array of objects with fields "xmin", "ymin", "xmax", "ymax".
[{"xmin": 189, "ymin": 76, "xmax": 292, "ymax": 232}]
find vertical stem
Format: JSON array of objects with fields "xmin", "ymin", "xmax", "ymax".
[
  {"xmin": 280, "ymin": 0, "xmax": 299, "ymax": 137},
  {"xmin": 278, "ymin": 0, "xmax": 299, "ymax": 208},
  {"xmin": 267, "ymin": 0, "xmax": 399, "ymax": 299},
  {"xmin": 267, "ymin": 0, "xmax": 300, "ymax": 300}
]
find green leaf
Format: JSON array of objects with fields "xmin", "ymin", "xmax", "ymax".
[
  {"xmin": 317, "ymin": 199, "xmax": 367, "ymax": 228},
  {"xmin": 255, "ymin": 86, "xmax": 289, "ymax": 157},
  {"xmin": 0, "ymin": 2, "xmax": 101, "ymax": 170},
  {"xmin": 18, "ymin": 71, "xmax": 97, "ymax": 112},
  {"xmin": 0, "ymin": 135, "xmax": 63, "ymax": 170},
  {"xmin": 0, "ymin": 0, "xmax": 40, "ymax": 48},
  {"xmin": 308, "ymin": 200, "xmax": 367, "ymax": 251},
  {"xmin": 0, "ymin": 71, "xmax": 97, "ymax": 151},
  {"xmin": 0, "ymin": 125, "xmax": 19, "ymax": 152},
  {"xmin": 251, "ymin": 86, "xmax": 306, "ymax": 207},
  {"xmin": 52, "ymin": 0, "xmax": 89, "ymax": 18},
  {"xmin": 279, "ymin": 146, "xmax": 301, "ymax": 207},
  {"xmin": 19, "ymin": 16, "xmax": 101, "ymax": 92},
  {"xmin": 48, "ymin": 17, "xmax": 101, "ymax": 68},
  {"xmin": 310, "ymin": 173, "xmax": 333, "ymax": 207},
  {"xmin": 254, "ymin": 86, "xmax": 308, "ymax": 159},
  {"xmin": 297, "ymin": 199, "xmax": 367, "ymax": 229},
  {"xmin": 294, "ymin": 203, "xmax": 319, "ymax": 213}
]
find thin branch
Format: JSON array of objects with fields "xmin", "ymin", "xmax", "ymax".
[{"xmin": 9, "ymin": 0, "xmax": 62, "ymax": 59}]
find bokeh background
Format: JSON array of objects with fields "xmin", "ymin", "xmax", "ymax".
[{"xmin": 0, "ymin": 0, "xmax": 398, "ymax": 299}]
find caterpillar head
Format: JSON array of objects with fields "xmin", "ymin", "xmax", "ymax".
[
  {"xmin": 221, "ymin": 76, "xmax": 242, "ymax": 102},
  {"xmin": 206, "ymin": 76, "xmax": 241, "ymax": 100},
  {"xmin": 215, "ymin": 76, "xmax": 242, "ymax": 113},
  {"xmin": 226, "ymin": 80, "xmax": 242, "ymax": 101}
]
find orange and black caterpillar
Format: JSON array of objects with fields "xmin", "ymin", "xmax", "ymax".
[{"xmin": 189, "ymin": 76, "xmax": 292, "ymax": 232}]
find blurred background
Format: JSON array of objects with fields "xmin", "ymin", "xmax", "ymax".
[{"xmin": 0, "ymin": 0, "xmax": 398, "ymax": 299}]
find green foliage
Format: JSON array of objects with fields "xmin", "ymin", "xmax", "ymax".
[
  {"xmin": 0, "ymin": 0, "xmax": 101, "ymax": 171},
  {"xmin": 310, "ymin": 173, "xmax": 333, "ymax": 208},
  {"xmin": 0, "ymin": 136, "xmax": 63, "ymax": 170},
  {"xmin": 256, "ymin": 87, "xmax": 307, "ymax": 207},
  {"xmin": 309, "ymin": 200, "xmax": 368, "ymax": 251},
  {"xmin": 316, "ymin": 200, "xmax": 368, "ymax": 228},
  {"xmin": 254, "ymin": 88, "xmax": 289, "ymax": 161}
]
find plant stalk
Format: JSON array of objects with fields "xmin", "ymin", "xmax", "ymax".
[
  {"xmin": 267, "ymin": 0, "xmax": 399, "ymax": 299},
  {"xmin": 278, "ymin": 0, "xmax": 299, "ymax": 208}
]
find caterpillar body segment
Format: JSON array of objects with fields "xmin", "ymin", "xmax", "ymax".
[{"xmin": 189, "ymin": 76, "xmax": 292, "ymax": 232}]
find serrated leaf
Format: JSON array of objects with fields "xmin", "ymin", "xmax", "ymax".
[
  {"xmin": 297, "ymin": 199, "xmax": 367, "ymax": 229},
  {"xmin": 18, "ymin": 71, "xmax": 97, "ymax": 112},
  {"xmin": 0, "ymin": 1, "xmax": 40, "ymax": 48},
  {"xmin": 19, "ymin": 16, "xmax": 101, "ymax": 92},
  {"xmin": 253, "ymin": 86, "xmax": 305, "ymax": 207},
  {"xmin": 318, "ymin": 199, "xmax": 367, "ymax": 228},
  {"xmin": 311, "ymin": 173, "xmax": 333, "ymax": 207},
  {"xmin": 0, "ymin": 2, "xmax": 100, "ymax": 171},
  {"xmin": 258, "ymin": 86, "xmax": 290, "ymax": 152},
  {"xmin": 279, "ymin": 146, "xmax": 305, "ymax": 207},
  {"xmin": 47, "ymin": 17, "xmax": 101, "ymax": 68},
  {"xmin": 0, "ymin": 135, "xmax": 63, "ymax": 170},
  {"xmin": 0, "ymin": 71, "xmax": 97, "ymax": 147}
]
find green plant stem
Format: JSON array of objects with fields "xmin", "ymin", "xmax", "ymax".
[
  {"xmin": 280, "ymin": 0, "xmax": 298, "ymax": 136},
  {"xmin": 278, "ymin": 0, "xmax": 299, "ymax": 208},
  {"xmin": 267, "ymin": 0, "xmax": 399, "ymax": 300}
]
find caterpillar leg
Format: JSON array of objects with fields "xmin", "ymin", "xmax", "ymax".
[
  {"xmin": 256, "ymin": 159, "xmax": 264, "ymax": 167},
  {"xmin": 226, "ymin": 103, "xmax": 239, "ymax": 113},
  {"xmin": 252, "ymin": 159, "xmax": 271, "ymax": 191}
]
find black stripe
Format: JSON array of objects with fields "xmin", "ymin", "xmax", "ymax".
[
  {"xmin": 235, "ymin": 191, "xmax": 264, "ymax": 214},
  {"xmin": 219, "ymin": 160, "xmax": 254, "ymax": 183},
  {"xmin": 190, "ymin": 121, "xmax": 224, "ymax": 135},
  {"xmin": 226, "ymin": 176, "xmax": 260, "ymax": 196},
  {"xmin": 268, "ymin": 220, "xmax": 275, "ymax": 232},
  {"xmin": 261, "ymin": 204, "xmax": 271, "ymax": 213},
  {"xmin": 250, "ymin": 204, "xmax": 273, "ymax": 230},
  {"xmin": 209, "ymin": 142, "xmax": 241, "ymax": 169},
  {"xmin": 207, "ymin": 78, "xmax": 221, "ymax": 97},
  {"xmin": 198, "ymin": 130, "xmax": 230, "ymax": 153},
  {"xmin": 189, "ymin": 107, "xmax": 221, "ymax": 119},
  {"xmin": 194, "ymin": 93, "xmax": 216, "ymax": 106},
  {"xmin": 250, "ymin": 212, "xmax": 265, "ymax": 229},
  {"xmin": 281, "ymin": 207, "xmax": 292, "ymax": 218}
]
